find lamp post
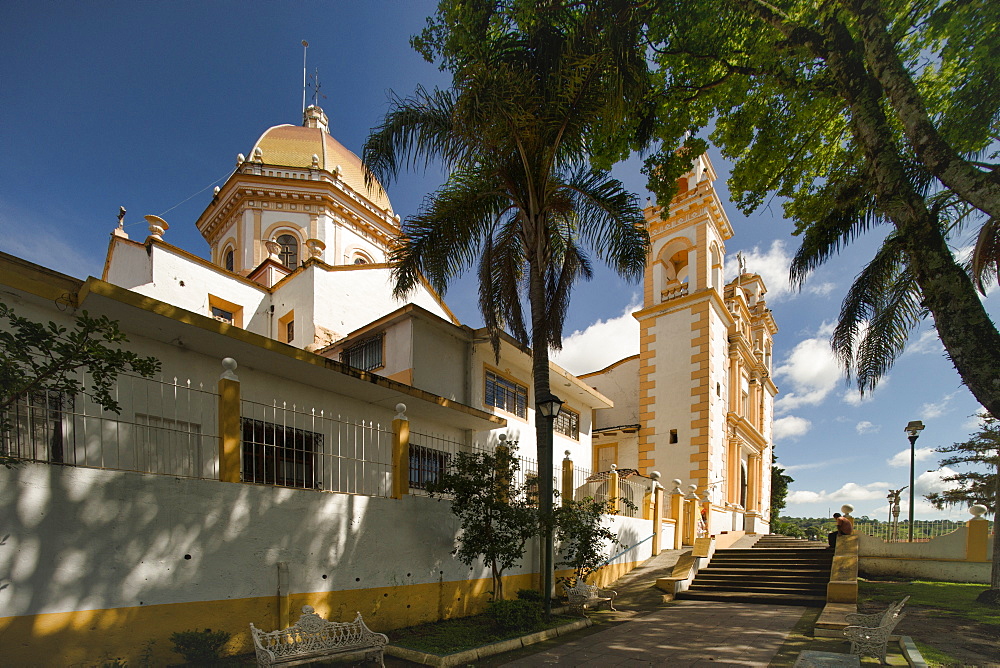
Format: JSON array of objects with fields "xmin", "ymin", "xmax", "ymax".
[
  {"xmin": 903, "ymin": 421, "xmax": 924, "ymax": 542},
  {"xmin": 535, "ymin": 391, "xmax": 563, "ymax": 620}
]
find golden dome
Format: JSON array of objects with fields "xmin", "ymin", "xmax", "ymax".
[{"xmin": 249, "ymin": 107, "xmax": 392, "ymax": 211}]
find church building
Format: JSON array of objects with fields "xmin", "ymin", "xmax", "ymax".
[{"xmin": 583, "ymin": 154, "xmax": 778, "ymax": 535}]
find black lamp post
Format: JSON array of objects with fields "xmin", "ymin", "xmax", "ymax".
[
  {"xmin": 904, "ymin": 420, "xmax": 924, "ymax": 542},
  {"xmin": 536, "ymin": 391, "xmax": 563, "ymax": 619}
]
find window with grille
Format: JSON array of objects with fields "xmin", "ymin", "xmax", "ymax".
[
  {"xmin": 409, "ymin": 444, "xmax": 450, "ymax": 490},
  {"xmin": 485, "ymin": 370, "xmax": 527, "ymax": 418},
  {"xmin": 241, "ymin": 418, "xmax": 321, "ymax": 489},
  {"xmin": 2, "ymin": 391, "xmax": 72, "ymax": 463},
  {"xmin": 341, "ymin": 333, "xmax": 384, "ymax": 371},
  {"xmin": 554, "ymin": 408, "xmax": 579, "ymax": 439}
]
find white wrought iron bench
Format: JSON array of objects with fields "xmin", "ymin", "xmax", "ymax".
[
  {"xmin": 843, "ymin": 597, "xmax": 909, "ymax": 664},
  {"xmin": 249, "ymin": 606, "xmax": 388, "ymax": 667},
  {"xmin": 565, "ymin": 581, "xmax": 617, "ymax": 615}
]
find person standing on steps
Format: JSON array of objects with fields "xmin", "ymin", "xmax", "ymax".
[{"xmin": 828, "ymin": 512, "xmax": 853, "ymax": 549}]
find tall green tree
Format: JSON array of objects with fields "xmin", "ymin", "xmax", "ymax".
[
  {"xmin": 629, "ymin": 0, "xmax": 999, "ymax": 597},
  {"xmin": 928, "ymin": 413, "xmax": 1000, "ymax": 602},
  {"xmin": 363, "ymin": 1, "xmax": 652, "ymax": 612},
  {"xmin": 426, "ymin": 445, "xmax": 538, "ymax": 601}
]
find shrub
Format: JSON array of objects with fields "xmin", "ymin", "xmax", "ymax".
[
  {"xmin": 487, "ymin": 599, "xmax": 543, "ymax": 633},
  {"xmin": 516, "ymin": 588, "xmax": 543, "ymax": 602},
  {"xmin": 169, "ymin": 628, "xmax": 231, "ymax": 664}
]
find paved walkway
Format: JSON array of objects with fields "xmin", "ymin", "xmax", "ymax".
[{"xmin": 500, "ymin": 601, "xmax": 809, "ymax": 666}]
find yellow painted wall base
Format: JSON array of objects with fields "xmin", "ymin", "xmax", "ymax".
[
  {"xmin": 0, "ymin": 558, "xmax": 658, "ymax": 668},
  {"xmin": 0, "ymin": 573, "xmax": 537, "ymax": 667}
]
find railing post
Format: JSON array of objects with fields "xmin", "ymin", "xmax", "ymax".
[
  {"xmin": 608, "ymin": 464, "xmax": 620, "ymax": 514},
  {"xmin": 701, "ymin": 489, "xmax": 713, "ymax": 536},
  {"xmin": 651, "ymin": 472, "xmax": 663, "ymax": 555},
  {"xmin": 561, "ymin": 450, "xmax": 574, "ymax": 507},
  {"xmin": 218, "ymin": 358, "xmax": 241, "ymax": 483},
  {"xmin": 671, "ymin": 479, "xmax": 685, "ymax": 550},
  {"xmin": 392, "ymin": 403, "xmax": 409, "ymax": 499},
  {"xmin": 495, "ymin": 434, "xmax": 512, "ymax": 504},
  {"xmin": 967, "ymin": 505, "xmax": 990, "ymax": 562},
  {"xmin": 685, "ymin": 484, "xmax": 700, "ymax": 544}
]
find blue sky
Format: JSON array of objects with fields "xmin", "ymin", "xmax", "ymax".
[{"xmin": 1, "ymin": 1, "xmax": 995, "ymax": 521}]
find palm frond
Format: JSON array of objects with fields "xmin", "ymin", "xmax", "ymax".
[
  {"xmin": 390, "ymin": 166, "xmax": 510, "ymax": 299},
  {"xmin": 790, "ymin": 173, "xmax": 884, "ymax": 288},
  {"xmin": 560, "ymin": 166, "xmax": 649, "ymax": 281},
  {"xmin": 971, "ymin": 217, "xmax": 1000, "ymax": 295},
  {"xmin": 832, "ymin": 234, "xmax": 925, "ymax": 393},
  {"xmin": 362, "ymin": 86, "xmax": 465, "ymax": 191}
]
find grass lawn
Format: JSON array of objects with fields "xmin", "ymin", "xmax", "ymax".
[
  {"xmin": 859, "ymin": 578, "xmax": 1000, "ymax": 626},
  {"xmin": 389, "ymin": 611, "xmax": 578, "ymax": 655}
]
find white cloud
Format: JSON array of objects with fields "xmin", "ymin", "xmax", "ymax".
[
  {"xmin": 782, "ymin": 457, "xmax": 854, "ymax": 473},
  {"xmin": 886, "ymin": 446, "xmax": 937, "ymax": 468},
  {"xmin": 787, "ymin": 481, "xmax": 891, "ymax": 505},
  {"xmin": 773, "ymin": 322, "xmax": 843, "ymax": 412},
  {"xmin": 773, "ymin": 416, "xmax": 812, "ymax": 440},
  {"xmin": 725, "ymin": 240, "xmax": 838, "ymax": 302},
  {"xmin": 902, "ymin": 329, "xmax": 944, "ymax": 356},
  {"xmin": 0, "ymin": 200, "xmax": 99, "ymax": 279},
  {"xmin": 920, "ymin": 391, "xmax": 960, "ymax": 419},
  {"xmin": 855, "ymin": 421, "xmax": 880, "ymax": 435},
  {"xmin": 550, "ymin": 299, "xmax": 642, "ymax": 375}
]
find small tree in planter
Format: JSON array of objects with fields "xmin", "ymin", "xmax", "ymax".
[
  {"xmin": 554, "ymin": 496, "xmax": 633, "ymax": 588},
  {"xmin": 426, "ymin": 442, "xmax": 537, "ymax": 600}
]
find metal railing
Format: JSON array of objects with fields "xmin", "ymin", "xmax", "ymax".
[
  {"xmin": 240, "ymin": 399, "xmax": 393, "ymax": 497},
  {"xmin": 574, "ymin": 473, "xmax": 650, "ymax": 518},
  {"xmin": 407, "ymin": 431, "xmax": 470, "ymax": 492},
  {"xmin": 854, "ymin": 519, "xmax": 991, "ymax": 542},
  {"xmin": 1, "ymin": 373, "xmax": 219, "ymax": 479}
]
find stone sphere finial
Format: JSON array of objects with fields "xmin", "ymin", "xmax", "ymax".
[
  {"xmin": 650, "ymin": 471, "xmax": 661, "ymax": 480},
  {"xmin": 394, "ymin": 403, "xmax": 407, "ymax": 420},
  {"xmin": 220, "ymin": 357, "xmax": 239, "ymax": 381},
  {"xmin": 611, "ymin": 464, "xmax": 617, "ymax": 471},
  {"xmin": 236, "ymin": 153, "xmax": 246, "ymax": 166},
  {"xmin": 841, "ymin": 504, "xmax": 855, "ymax": 516},
  {"xmin": 970, "ymin": 504, "xmax": 988, "ymax": 518},
  {"xmin": 564, "ymin": 450, "xmax": 572, "ymax": 460},
  {"xmin": 498, "ymin": 433, "xmax": 507, "ymax": 443}
]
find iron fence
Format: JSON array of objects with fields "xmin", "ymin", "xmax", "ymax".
[
  {"xmin": 240, "ymin": 399, "xmax": 393, "ymax": 497},
  {"xmin": 1, "ymin": 373, "xmax": 219, "ymax": 479},
  {"xmin": 854, "ymin": 519, "xmax": 991, "ymax": 542}
]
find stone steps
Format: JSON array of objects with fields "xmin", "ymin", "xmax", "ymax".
[{"xmin": 675, "ymin": 534, "xmax": 833, "ymax": 608}]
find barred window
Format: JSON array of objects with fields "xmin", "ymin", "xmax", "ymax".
[
  {"xmin": 241, "ymin": 418, "xmax": 321, "ymax": 489},
  {"xmin": 485, "ymin": 370, "xmax": 527, "ymax": 418},
  {"xmin": 409, "ymin": 444, "xmax": 450, "ymax": 490},
  {"xmin": 341, "ymin": 332, "xmax": 384, "ymax": 371},
  {"xmin": 2, "ymin": 391, "xmax": 72, "ymax": 463},
  {"xmin": 554, "ymin": 408, "xmax": 579, "ymax": 440},
  {"xmin": 277, "ymin": 234, "xmax": 298, "ymax": 269}
]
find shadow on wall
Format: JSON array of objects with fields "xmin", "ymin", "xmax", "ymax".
[{"xmin": 0, "ymin": 462, "xmax": 512, "ymax": 666}]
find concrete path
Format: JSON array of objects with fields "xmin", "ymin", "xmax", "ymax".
[{"xmin": 499, "ymin": 601, "xmax": 808, "ymax": 667}]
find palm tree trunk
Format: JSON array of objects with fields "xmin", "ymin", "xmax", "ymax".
[{"xmin": 528, "ymin": 257, "xmax": 555, "ymax": 617}]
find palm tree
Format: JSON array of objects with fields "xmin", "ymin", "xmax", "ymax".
[{"xmin": 363, "ymin": 6, "xmax": 651, "ymax": 610}]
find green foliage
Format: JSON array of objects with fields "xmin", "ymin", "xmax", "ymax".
[
  {"xmin": 771, "ymin": 456, "xmax": 794, "ymax": 517},
  {"xmin": 487, "ymin": 598, "xmax": 543, "ymax": 633},
  {"xmin": 426, "ymin": 445, "xmax": 537, "ymax": 600},
  {"xmin": 516, "ymin": 588, "xmax": 543, "ymax": 602},
  {"xmin": 770, "ymin": 519, "xmax": 806, "ymax": 538},
  {"xmin": 927, "ymin": 413, "xmax": 999, "ymax": 513},
  {"xmin": 632, "ymin": 0, "xmax": 1000, "ymax": 419},
  {"xmin": 0, "ymin": 302, "xmax": 160, "ymax": 466},
  {"xmin": 554, "ymin": 496, "xmax": 629, "ymax": 582},
  {"xmin": 169, "ymin": 628, "xmax": 231, "ymax": 664}
]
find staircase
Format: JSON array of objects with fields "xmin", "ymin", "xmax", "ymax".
[{"xmin": 675, "ymin": 534, "xmax": 832, "ymax": 606}]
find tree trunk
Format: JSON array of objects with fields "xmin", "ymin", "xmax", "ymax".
[{"xmin": 527, "ymin": 255, "xmax": 555, "ymax": 615}]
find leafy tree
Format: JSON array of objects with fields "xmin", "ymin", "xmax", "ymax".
[
  {"xmin": 1, "ymin": 303, "xmax": 160, "ymax": 466},
  {"xmin": 770, "ymin": 459, "xmax": 794, "ymax": 518},
  {"xmin": 625, "ymin": 0, "xmax": 1000, "ymax": 424},
  {"xmin": 426, "ymin": 445, "xmax": 538, "ymax": 601},
  {"xmin": 554, "ymin": 496, "xmax": 632, "ymax": 585},
  {"xmin": 364, "ymin": 1, "xmax": 652, "ymax": 612},
  {"xmin": 927, "ymin": 413, "xmax": 1000, "ymax": 603},
  {"xmin": 927, "ymin": 413, "xmax": 999, "ymax": 512}
]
